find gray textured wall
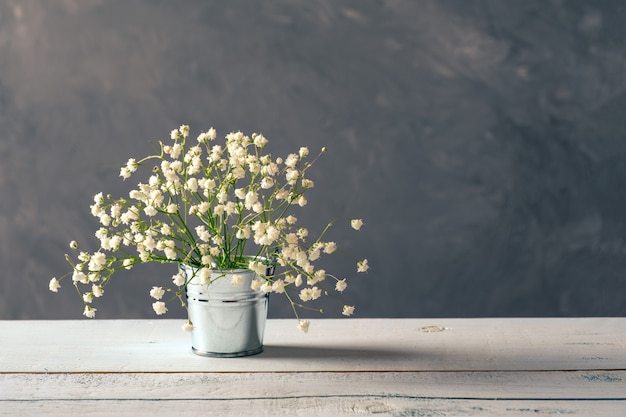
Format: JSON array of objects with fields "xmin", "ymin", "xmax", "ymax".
[{"xmin": 1, "ymin": 0, "xmax": 625, "ymax": 320}]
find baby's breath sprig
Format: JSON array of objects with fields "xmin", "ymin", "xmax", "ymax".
[{"xmin": 50, "ymin": 125, "xmax": 368, "ymax": 332}]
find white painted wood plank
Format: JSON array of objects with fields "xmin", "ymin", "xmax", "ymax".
[
  {"xmin": 1, "ymin": 398, "xmax": 624, "ymax": 417},
  {"xmin": 1, "ymin": 371, "xmax": 624, "ymax": 401},
  {"xmin": 0, "ymin": 318, "xmax": 624, "ymax": 373},
  {"xmin": 2, "ymin": 319, "xmax": 625, "ymax": 416}
]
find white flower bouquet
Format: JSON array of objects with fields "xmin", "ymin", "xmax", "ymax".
[{"xmin": 50, "ymin": 125, "xmax": 367, "ymax": 332}]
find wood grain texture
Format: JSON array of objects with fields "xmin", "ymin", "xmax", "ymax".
[
  {"xmin": 1, "ymin": 318, "xmax": 624, "ymax": 372},
  {"xmin": 1, "ymin": 319, "xmax": 624, "ymax": 416},
  {"xmin": 2, "ymin": 398, "xmax": 625, "ymax": 417},
  {"xmin": 2, "ymin": 371, "xmax": 625, "ymax": 400}
]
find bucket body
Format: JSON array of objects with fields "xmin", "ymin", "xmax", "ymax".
[{"xmin": 182, "ymin": 264, "xmax": 268, "ymax": 357}]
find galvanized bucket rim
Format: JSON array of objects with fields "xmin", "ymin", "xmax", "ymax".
[{"xmin": 179, "ymin": 256, "xmax": 276, "ymax": 282}]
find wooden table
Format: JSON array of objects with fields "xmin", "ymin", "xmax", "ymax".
[{"xmin": 1, "ymin": 318, "xmax": 624, "ymax": 416}]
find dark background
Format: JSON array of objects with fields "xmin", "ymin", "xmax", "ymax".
[{"xmin": 1, "ymin": 0, "xmax": 625, "ymax": 320}]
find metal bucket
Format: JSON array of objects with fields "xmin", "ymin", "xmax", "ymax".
[{"xmin": 182, "ymin": 264, "xmax": 269, "ymax": 357}]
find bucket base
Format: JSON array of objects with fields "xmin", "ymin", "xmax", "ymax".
[{"xmin": 191, "ymin": 345, "xmax": 264, "ymax": 358}]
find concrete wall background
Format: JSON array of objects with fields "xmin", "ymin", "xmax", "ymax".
[{"xmin": 1, "ymin": 0, "xmax": 625, "ymax": 320}]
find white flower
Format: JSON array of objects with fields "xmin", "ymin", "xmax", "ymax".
[
  {"xmin": 198, "ymin": 268, "xmax": 211, "ymax": 285},
  {"xmin": 308, "ymin": 247, "xmax": 321, "ymax": 262},
  {"xmin": 285, "ymin": 154, "xmax": 299, "ymax": 168},
  {"xmin": 182, "ymin": 320, "xmax": 194, "ymax": 332},
  {"xmin": 149, "ymin": 286, "xmax": 165, "ymax": 300},
  {"xmin": 276, "ymin": 189, "xmax": 289, "ymax": 200},
  {"xmin": 252, "ymin": 202, "xmax": 263, "ymax": 213},
  {"xmin": 92, "ymin": 285, "xmax": 104, "ymax": 297},
  {"xmin": 172, "ymin": 273, "xmax": 186, "ymax": 286},
  {"xmin": 285, "ymin": 233, "xmax": 299, "ymax": 246},
  {"xmin": 90, "ymin": 203, "xmax": 103, "ymax": 217},
  {"xmin": 143, "ymin": 235, "xmax": 156, "ymax": 252},
  {"xmin": 311, "ymin": 286, "xmax": 322, "ymax": 299},
  {"xmin": 351, "ymin": 219, "xmax": 364, "ymax": 230},
  {"xmin": 186, "ymin": 178, "xmax": 198, "ymax": 192},
  {"xmin": 271, "ymin": 279, "xmax": 285, "ymax": 293},
  {"xmin": 69, "ymin": 240, "xmax": 79, "ymax": 249},
  {"xmin": 95, "ymin": 227, "xmax": 108, "ymax": 241},
  {"xmin": 335, "ymin": 279, "xmax": 347, "ymax": 292},
  {"xmin": 119, "ymin": 166, "xmax": 132, "ymax": 179},
  {"xmin": 110, "ymin": 204, "xmax": 122, "ymax": 220},
  {"xmin": 126, "ymin": 158, "xmax": 138, "ymax": 171},
  {"xmin": 230, "ymin": 274, "xmax": 244, "ymax": 286},
  {"xmin": 250, "ymin": 278, "xmax": 264, "ymax": 291},
  {"xmin": 260, "ymin": 281, "xmax": 272, "ymax": 293},
  {"xmin": 244, "ymin": 191, "xmax": 258, "ymax": 209},
  {"xmin": 88, "ymin": 252, "xmax": 107, "ymax": 271},
  {"xmin": 164, "ymin": 248, "xmax": 177, "ymax": 260},
  {"xmin": 198, "ymin": 201, "xmax": 210, "ymax": 213},
  {"xmin": 234, "ymin": 188, "xmax": 246, "ymax": 199},
  {"xmin": 83, "ymin": 305, "xmax": 97, "ymax": 318},
  {"xmin": 260, "ymin": 177, "xmax": 274, "ymax": 189},
  {"xmin": 257, "ymin": 225, "xmax": 280, "ymax": 246},
  {"xmin": 170, "ymin": 143, "xmax": 182, "ymax": 159},
  {"xmin": 196, "ymin": 132, "xmax": 208, "ymax": 144},
  {"xmin": 357, "ymin": 259, "xmax": 369, "ymax": 273},
  {"xmin": 123, "ymin": 259, "xmax": 134, "ymax": 270},
  {"xmin": 72, "ymin": 271, "xmax": 87, "ymax": 283},
  {"xmin": 342, "ymin": 305, "xmax": 355, "ymax": 317},
  {"xmin": 235, "ymin": 227, "xmax": 249, "ymax": 240},
  {"xmin": 248, "ymin": 260, "xmax": 267, "ymax": 276},
  {"xmin": 232, "ymin": 165, "xmax": 246, "ymax": 179},
  {"xmin": 286, "ymin": 169, "xmax": 299, "ymax": 184},
  {"xmin": 303, "ymin": 263, "xmax": 314, "ymax": 275},
  {"xmin": 48, "ymin": 278, "xmax": 61, "ymax": 292},
  {"xmin": 108, "ymin": 235, "xmax": 122, "ymax": 251},
  {"xmin": 213, "ymin": 204, "xmax": 225, "ymax": 216},
  {"xmin": 99, "ymin": 213, "xmax": 111, "ymax": 225},
  {"xmin": 294, "ymin": 274, "xmax": 303, "ymax": 287},
  {"xmin": 253, "ymin": 133, "xmax": 268, "ymax": 148},
  {"xmin": 312, "ymin": 269, "xmax": 326, "ymax": 284},
  {"xmin": 187, "ymin": 158, "xmax": 201, "ymax": 175},
  {"xmin": 323, "ymin": 242, "xmax": 337, "ymax": 254},
  {"xmin": 195, "ymin": 225, "xmax": 210, "ymax": 242},
  {"xmin": 297, "ymin": 320, "xmax": 310, "ymax": 333},
  {"xmin": 83, "ymin": 292, "xmax": 94, "ymax": 303},
  {"xmin": 152, "ymin": 301, "xmax": 168, "ymax": 315},
  {"xmin": 149, "ymin": 189, "xmax": 164, "ymax": 206},
  {"xmin": 299, "ymin": 286, "xmax": 321, "ymax": 302}
]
